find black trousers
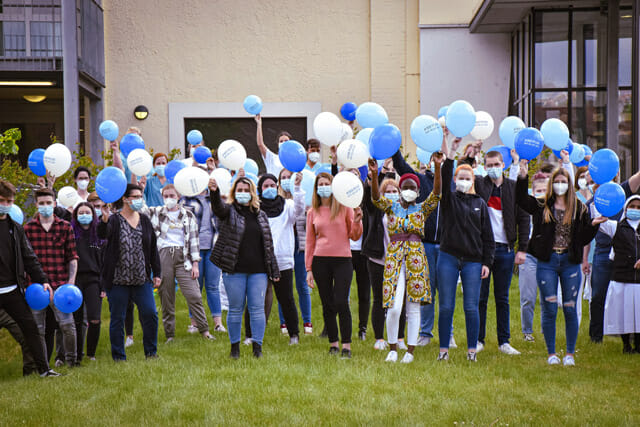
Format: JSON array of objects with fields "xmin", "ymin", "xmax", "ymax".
[
  {"xmin": 271, "ymin": 269, "xmax": 300, "ymax": 337},
  {"xmin": 312, "ymin": 256, "xmax": 353, "ymax": 344},
  {"xmin": 0, "ymin": 308, "xmax": 38, "ymax": 375},
  {"xmin": 351, "ymin": 250, "xmax": 370, "ymax": 333},
  {"xmin": 367, "ymin": 259, "xmax": 405, "ymax": 340}
]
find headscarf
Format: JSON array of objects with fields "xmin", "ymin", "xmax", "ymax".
[
  {"xmin": 398, "ymin": 173, "xmax": 420, "ymax": 190},
  {"xmin": 257, "ymin": 173, "xmax": 285, "ymax": 218}
]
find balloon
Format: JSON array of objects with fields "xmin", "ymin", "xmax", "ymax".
[
  {"xmin": 28, "ymin": 148, "xmax": 46, "ymax": 176},
  {"xmin": 119, "ymin": 133, "xmax": 145, "ymax": 158},
  {"xmin": 9, "ymin": 204, "xmax": 23, "ymax": 224},
  {"xmin": 369, "ymin": 124, "xmax": 401, "ymax": 160},
  {"xmin": 358, "ymin": 165, "xmax": 368, "ymax": 182},
  {"xmin": 355, "ymin": 102, "xmax": 388, "ymax": 129},
  {"xmin": 340, "ymin": 123, "xmax": 354, "ymax": 142},
  {"xmin": 514, "ymin": 127, "xmax": 544, "ymax": 160},
  {"xmin": 410, "ymin": 115, "xmax": 443, "ymax": 152},
  {"xmin": 300, "ymin": 169, "xmax": 316, "ymax": 206},
  {"xmin": 416, "ymin": 148, "xmax": 432, "ymax": 164},
  {"xmin": 552, "ymin": 139, "xmax": 574, "ymax": 159},
  {"xmin": 445, "ymin": 100, "xmax": 476, "ymax": 138},
  {"xmin": 498, "ymin": 116, "xmax": 526, "ymax": 149},
  {"xmin": 588, "ymin": 149, "xmax": 620, "ymax": 184},
  {"xmin": 95, "ymin": 167, "xmax": 127, "ymax": 203},
  {"xmin": 244, "ymin": 172, "xmax": 258, "ymax": 185},
  {"xmin": 574, "ymin": 159, "xmax": 589, "ymax": 168},
  {"xmin": 217, "ymin": 139, "xmax": 247, "ymax": 170},
  {"xmin": 438, "ymin": 116, "xmax": 446, "ymax": 128},
  {"xmin": 174, "ymin": 166, "xmax": 210, "ymax": 197},
  {"xmin": 316, "ymin": 164, "xmax": 332, "ymax": 175},
  {"xmin": 43, "ymin": 143, "xmax": 72, "ymax": 177},
  {"xmin": 340, "ymin": 102, "xmax": 358, "ymax": 121},
  {"xmin": 487, "ymin": 145, "xmax": 512, "ymax": 170},
  {"xmin": 337, "ymin": 139, "xmax": 369, "ymax": 169},
  {"xmin": 437, "ymin": 106, "xmax": 448, "ymax": 119},
  {"xmin": 594, "ymin": 182, "xmax": 626, "ymax": 217},
  {"xmin": 583, "ymin": 144, "xmax": 593, "ymax": 158},
  {"xmin": 331, "ymin": 171, "xmax": 363, "ymax": 209},
  {"xmin": 53, "ymin": 284, "xmax": 83, "ymax": 314},
  {"xmin": 241, "ymin": 159, "xmax": 257, "ymax": 176},
  {"xmin": 25, "ymin": 284, "xmax": 50, "ymax": 310},
  {"xmin": 313, "ymin": 112, "xmax": 343, "ymax": 146},
  {"xmin": 210, "ymin": 168, "xmax": 232, "ymax": 196},
  {"xmin": 243, "ymin": 95, "xmax": 263, "ymax": 115},
  {"xmin": 193, "ymin": 146, "xmax": 212, "ymax": 164},
  {"xmin": 127, "ymin": 149, "xmax": 153, "ymax": 176},
  {"xmin": 165, "ymin": 160, "xmax": 186, "ymax": 184},
  {"xmin": 57, "ymin": 186, "xmax": 79, "ymax": 208},
  {"xmin": 187, "ymin": 130, "xmax": 203, "ymax": 145},
  {"xmin": 278, "ymin": 140, "xmax": 307, "ymax": 172},
  {"xmin": 569, "ymin": 143, "xmax": 585, "ymax": 164},
  {"xmin": 470, "ymin": 111, "xmax": 495, "ymax": 140},
  {"xmin": 355, "ymin": 128, "xmax": 373, "ymax": 146},
  {"xmin": 540, "ymin": 118, "xmax": 570, "ymax": 151},
  {"xmin": 99, "ymin": 120, "xmax": 119, "ymax": 141}
]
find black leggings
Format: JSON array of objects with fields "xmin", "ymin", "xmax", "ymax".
[
  {"xmin": 367, "ymin": 259, "xmax": 405, "ymax": 340},
  {"xmin": 271, "ymin": 269, "xmax": 299, "ymax": 337},
  {"xmin": 312, "ymin": 256, "xmax": 353, "ymax": 344},
  {"xmin": 77, "ymin": 275, "xmax": 103, "ymax": 358},
  {"xmin": 351, "ymin": 250, "xmax": 370, "ymax": 333}
]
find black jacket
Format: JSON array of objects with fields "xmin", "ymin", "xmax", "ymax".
[
  {"xmin": 439, "ymin": 159, "xmax": 495, "ymax": 266},
  {"xmin": 6, "ymin": 219, "xmax": 48, "ymax": 288},
  {"xmin": 98, "ymin": 213, "xmax": 161, "ymax": 290},
  {"xmin": 611, "ymin": 219, "xmax": 640, "ymax": 283},
  {"xmin": 474, "ymin": 175, "xmax": 530, "ymax": 252},
  {"xmin": 516, "ymin": 175, "xmax": 598, "ymax": 264},
  {"xmin": 209, "ymin": 189, "xmax": 280, "ymax": 279},
  {"xmin": 361, "ymin": 182, "xmax": 385, "ymax": 260}
]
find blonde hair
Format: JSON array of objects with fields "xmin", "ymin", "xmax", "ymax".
[
  {"xmin": 454, "ymin": 164, "xmax": 476, "ymax": 194},
  {"xmin": 127, "ymin": 126, "xmax": 142, "ymax": 136},
  {"xmin": 278, "ymin": 168, "xmax": 293, "ymax": 200},
  {"xmin": 229, "ymin": 177, "xmax": 260, "ymax": 213},
  {"xmin": 543, "ymin": 167, "xmax": 581, "ymax": 225},
  {"xmin": 379, "ymin": 178, "xmax": 399, "ymax": 194},
  {"xmin": 311, "ymin": 172, "xmax": 342, "ymax": 220}
]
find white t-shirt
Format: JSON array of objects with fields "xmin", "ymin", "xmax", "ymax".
[
  {"xmin": 263, "ymin": 149, "xmax": 283, "ymax": 177},
  {"xmin": 350, "ymin": 235, "xmax": 363, "ymax": 251},
  {"xmin": 158, "ymin": 210, "xmax": 184, "ymax": 249}
]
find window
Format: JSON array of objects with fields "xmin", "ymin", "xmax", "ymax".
[
  {"xmin": 0, "ymin": 21, "xmax": 26, "ymax": 57},
  {"xmin": 30, "ymin": 21, "xmax": 62, "ymax": 57}
]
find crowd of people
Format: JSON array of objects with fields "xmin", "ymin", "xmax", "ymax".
[{"xmin": 1, "ymin": 117, "xmax": 640, "ymax": 378}]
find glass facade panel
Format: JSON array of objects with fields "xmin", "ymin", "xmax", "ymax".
[
  {"xmin": 534, "ymin": 12, "xmax": 568, "ymax": 88},
  {"xmin": 571, "ymin": 11, "xmax": 607, "ymax": 88},
  {"xmin": 0, "ymin": 21, "xmax": 26, "ymax": 57},
  {"xmin": 619, "ymin": 10, "xmax": 632, "ymax": 87},
  {"xmin": 618, "ymin": 89, "xmax": 632, "ymax": 178},
  {"xmin": 534, "ymin": 91, "xmax": 568, "ymax": 128},
  {"xmin": 30, "ymin": 21, "xmax": 61, "ymax": 57},
  {"xmin": 571, "ymin": 91, "xmax": 607, "ymax": 150}
]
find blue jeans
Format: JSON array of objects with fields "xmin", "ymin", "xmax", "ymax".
[
  {"xmin": 223, "ymin": 273, "xmax": 268, "ymax": 345},
  {"xmin": 279, "ymin": 249, "xmax": 312, "ymax": 325},
  {"xmin": 536, "ymin": 252, "xmax": 580, "ymax": 355},
  {"xmin": 437, "ymin": 250, "xmax": 482, "ymax": 350},
  {"xmin": 420, "ymin": 242, "xmax": 452, "ymax": 338},
  {"xmin": 589, "ymin": 251, "xmax": 612, "ymax": 341},
  {"xmin": 107, "ymin": 282, "xmax": 158, "ymax": 360},
  {"xmin": 197, "ymin": 248, "xmax": 222, "ymax": 318},
  {"xmin": 478, "ymin": 244, "xmax": 515, "ymax": 345},
  {"xmin": 518, "ymin": 254, "xmax": 539, "ymax": 334}
]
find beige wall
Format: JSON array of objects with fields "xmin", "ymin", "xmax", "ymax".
[
  {"xmin": 103, "ymin": 0, "xmax": 422, "ymax": 157},
  {"xmin": 419, "ymin": 0, "xmax": 484, "ymax": 26}
]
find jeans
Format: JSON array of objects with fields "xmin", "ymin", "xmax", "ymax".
[
  {"xmin": 197, "ymin": 248, "xmax": 222, "ymax": 318},
  {"xmin": 278, "ymin": 249, "xmax": 313, "ymax": 325},
  {"xmin": 589, "ymin": 251, "xmax": 613, "ymax": 341},
  {"xmin": 107, "ymin": 282, "xmax": 158, "ymax": 360},
  {"xmin": 420, "ymin": 242, "xmax": 453, "ymax": 339},
  {"xmin": 478, "ymin": 244, "xmax": 515, "ymax": 345},
  {"xmin": 224, "ymin": 273, "xmax": 268, "ymax": 345},
  {"xmin": 32, "ymin": 300, "xmax": 77, "ymax": 365},
  {"xmin": 437, "ymin": 250, "xmax": 482, "ymax": 350},
  {"xmin": 518, "ymin": 254, "xmax": 539, "ymax": 334},
  {"xmin": 537, "ymin": 252, "xmax": 580, "ymax": 355}
]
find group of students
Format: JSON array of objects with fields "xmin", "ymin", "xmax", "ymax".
[{"xmin": 2, "ymin": 121, "xmax": 640, "ymax": 378}]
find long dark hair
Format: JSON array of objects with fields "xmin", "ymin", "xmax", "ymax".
[{"xmin": 71, "ymin": 202, "xmax": 105, "ymax": 246}]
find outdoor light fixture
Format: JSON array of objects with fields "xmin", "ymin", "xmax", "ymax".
[
  {"xmin": 134, "ymin": 105, "xmax": 149, "ymax": 120},
  {"xmin": 23, "ymin": 95, "xmax": 47, "ymax": 103},
  {"xmin": 0, "ymin": 81, "xmax": 55, "ymax": 86}
]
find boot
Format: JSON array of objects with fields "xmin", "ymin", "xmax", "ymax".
[
  {"xmin": 230, "ymin": 342, "xmax": 240, "ymax": 359},
  {"xmin": 634, "ymin": 333, "xmax": 640, "ymax": 354},
  {"xmin": 621, "ymin": 334, "xmax": 633, "ymax": 354},
  {"xmin": 252, "ymin": 341, "xmax": 263, "ymax": 358}
]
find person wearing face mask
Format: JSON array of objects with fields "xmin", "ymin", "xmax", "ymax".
[
  {"xmin": 208, "ymin": 176, "xmax": 280, "ymax": 359},
  {"xmin": 255, "ymin": 114, "xmax": 291, "ymax": 176},
  {"xmin": 369, "ymin": 156, "xmax": 442, "ymax": 363},
  {"xmin": 73, "ymin": 167, "xmax": 92, "ymax": 202},
  {"xmin": 98, "ymin": 184, "xmax": 162, "ymax": 361},
  {"xmin": 304, "ymin": 138, "xmax": 323, "ymax": 173},
  {"xmin": 437, "ymin": 138, "xmax": 495, "ymax": 363},
  {"xmin": 70, "ymin": 202, "xmax": 105, "ymax": 361},
  {"xmin": 516, "ymin": 162, "xmax": 598, "ymax": 366},
  {"xmin": 306, "ymin": 173, "xmax": 363, "ymax": 358},
  {"xmin": 572, "ymin": 166, "xmax": 595, "ymax": 327},
  {"xmin": 142, "ymin": 153, "xmax": 169, "ymax": 207}
]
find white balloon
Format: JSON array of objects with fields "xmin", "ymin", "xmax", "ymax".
[
  {"xmin": 313, "ymin": 112, "xmax": 343, "ymax": 146},
  {"xmin": 332, "ymin": 171, "xmax": 363, "ymax": 209},
  {"xmin": 470, "ymin": 111, "xmax": 495, "ymax": 140},
  {"xmin": 174, "ymin": 167, "xmax": 210, "ymax": 197},
  {"xmin": 43, "ymin": 143, "xmax": 72, "ymax": 177},
  {"xmin": 127, "ymin": 149, "xmax": 153, "ymax": 176},
  {"xmin": 181, "ymin": 157, "xmax": 195, "ymax": 168},
  {"xmin": 57, "ymin": 186, "xmax": 79, "ymax": 209},
  {"xmin": 337, "ymin": 139, "xmax": 369, "ymax": 169},
  {"xmin": 210, "ymin": 168, "xmax": 232, "ymax": 196},
  {"xmin": 340, "ymin": 123, "xmax": 354, "ymax": 142},
  {"xmin": 218, "ymin": 140, "xmax": 247, "ymax": 170}
]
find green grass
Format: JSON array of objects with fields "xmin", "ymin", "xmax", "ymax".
[{"xmin": 1, "ymin": 277, "xmax": 639, "ymax": 426}]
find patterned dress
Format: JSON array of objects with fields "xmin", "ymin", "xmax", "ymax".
[{"xmin": 373, "ymin": 192, "xmax": 440, "ymax": 308}]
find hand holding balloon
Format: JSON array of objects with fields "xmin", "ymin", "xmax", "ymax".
[
  {"xmin": 368, "ymin": 158, "xmax": 378, "ymax": 178},
  {"xmin": 294, "ymin": 172, "xmax": 303, "ymax": 186},
  {"xmin": 592, "ymin": 216, "xmax": 608, "ymax": 226},
  {"xmin": 208, "ymin": 178, "xmax": 218, "ymax": 192},
  {"xmin": 519, "ymin": 159, "xmax": 529, "ymax": 179},
  {"xmin": 560, "ymin": 149, "xmax": 570, "ymax": 164}
]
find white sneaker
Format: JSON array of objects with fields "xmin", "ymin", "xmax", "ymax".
[
  {"xmin": 416, "ymin": 336, "xmax": 431, "ymax": 347},
  {"xmin": 548, "ymin": 355, "xmax": 561, "ymax": 365},
  {"xmin": 243, "ymin": 337, "xmax": 252, "ymax": 346},
  {"xmin": 187, "ymin": 325, "xmax": 198, "ymax": 334},
  {"xmin": 476, "ymin": 341, "xmax": 484, "ymax": 353},
  {"xmin": 214, "ymin": 324, "xmax": 227, "ymax": 333},
  {"xmin": 499, "ymin": 343, "xmax": 521, "ymax": 355},
  {"xmin": 400, "ymin": 352, "xmax": 414, "ymax": 364},
  {"xmin": 563, "ymin": 355, "xmax": 575, "ymax": 366},
  {"xmin": 385, "ymin": 350, "xmax": 398, "ymax": 362},
  {"xmin": 449, "ymin": 336, "xmax": 457, "ymax": 349},
  {"xmin": 373, "ymin": 339, "xmax": 388, "ymax": 350},
  {"xmin": 125, "ymin": 337, "xmax": 134, "ymax": 348},
  {"xmin": 397, "ymin": 339, "xmax": 408, "ymax": 350},
  {"xmin": 280, "ymin": 324, "xmax": 288, "ymax": 335}
]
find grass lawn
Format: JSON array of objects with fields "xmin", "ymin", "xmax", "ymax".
[{"xmin": 1, "ymin": 276, "xmax": 639, "ymax": 426}]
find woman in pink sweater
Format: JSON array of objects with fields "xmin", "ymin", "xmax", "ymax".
[{"xmin": 306, "ymin": 172, "xmax": 363, "ymax": 358}]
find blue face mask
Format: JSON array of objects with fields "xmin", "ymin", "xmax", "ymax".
[
  {"xmin": 129, "ymin": 199, "xmax": 144, "ymax": 212},
  {"xmin": 235, "ymin": 192, "xmax": 251, "ymax": 205},
  {"xmin": 94, "ymin": 208, "xmax": 102, "ymax": 218},
  {"xmin": 384, "ymin": 192, "xmax": 400, "ymax": 202},
  {"xmin": 262, "ymin": 187, "xmax": 278, "ymax": 200},
  {"xmin": 317, "ymin": 185, "xmax": 332, "ymax": 198},
  {"xmin": 0, "ymin": 204, "xmax": 11, "ymax": 215},
  {"xmin": 38, "ymin": 206, "xmax": 54, "ymax": 217},
  {"xmin": 280, "ymin": 178, "xmax": 292, "ymax": 193},
  {"xmin": 486, "ymin": 167, "xmax": 503, "ymax": 180},
  {"xmin": 155, "ymin": 165, "xmax": 166, "ymax": 177},
  {"xmin": 77, "ymin": 213, "xmax": 93, "ymax": 225},
  {"xmin": 627, "ymin": 209, "xmax": 640, "ymax": 221}
]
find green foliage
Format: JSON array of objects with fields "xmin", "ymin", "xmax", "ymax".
[
  {"xmin": 0, "ymin": 128, "xmax": 21, "ymax": 160},
  {"xmin": 0, "ymin": 159, "xmax": 39, "ymax": 218},
  {"xmin": 527, "ymin": 147, "xmax": 553, "ymax": 179}
]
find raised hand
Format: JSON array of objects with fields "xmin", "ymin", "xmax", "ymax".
[
  {"xmin": 208, "ymin": 178, "xmax": 218, "ymax": 192},
  {"xmin": 354, "ymin": 207, "xmax": 363, "ymax": 222},
  {"xmin": 518, "ymin": 159, "xmax": 529, "ymax": 179},
  {"xmin": 294, "ymin": 172, "xmax": 303, "ymax": 186},
  {"xmin": 368, "ymin": 158, "xmax": 378, "ymax": 178}
]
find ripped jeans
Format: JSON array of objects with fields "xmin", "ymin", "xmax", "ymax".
[{"xmin": 537, "ymin": 252, "xmax": 580, "ymax": 355}]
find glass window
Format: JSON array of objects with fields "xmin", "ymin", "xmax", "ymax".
[
  {"xmin": 618, "ymin": 89, "xmax": 632, "ymax": 178},
  {"xmin": 571, "ymin": 11, "xmax": 607, "ymax": 88},
  {"xmin": 30, "ymin": 21, "xmax": 62, "ymax": 57},
  {"xmin": 0, "ymin": 21, "xmax": 26, "ymax": 57},
  {"xmin": 619, "ymin": 9, "xmax": 632, "ymax": 87},
  {"xmin": 534, "ymin": 91, "xmax": 568, "ymax": 128},
  {"xmin": 534, "ymin": 12, "xmax": 568, "ymax": 88},
  {"xmin": 571, "ymin": 91, "xmax": 606, "ymax": 150}
]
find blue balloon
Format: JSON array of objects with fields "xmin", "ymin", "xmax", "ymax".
[
  {"xmin": 9, "ymin": 204, "xmax": 23, "ymax": 224},
  {"xmin": 96, "ymin": 167, "xmax": 127, "ymax": 203},
  {"xmin": 487, "ymin": 145, "xmax": 512, "ymax": 170},
  {"xmin": 369, "ymin": 124, "xmax": 401, "ymax": 161},
  {"xmin": 120, "ymin": 133, "xmax": 145, "ymax": 158},
  {"xmin": 552, "ymin": 139, "xmax": 574, "ymax": 159},
  {"xmin": 410, "ymin": 115, "xmax": 443, "ymax": 152},
  {"xmin": 53, "ymin": 284, "xmax": 83, "ymax": 314},
  {"xmin": 582, "ymin": 144, "xmax": 593, "ymax": 157},
  {"xmin": 445, "ymin": 100, "xmax": 476, "ymax": 138},
  {"xmin": 28, "ymin": 148, "xmax": 46, "ymax": 176},
  {"xmin": 498, "ymin": 116, "xmax": 526, "ymax": 149},
  {"xmin": 316, "ymin": 164, "xmax": 332, "ymax": 175},
  {"xmin": 575, "ymin": 159, "xmax": 589, "ymax": 168},
  {"xmin": 244, "ymin": 158, "xmax": 259, "ymax": 176},
  {"xmin": 25, "ymin": 284, "xmax": 50, "ymax": 310},
  {"xmin": 99, "ymin": 120, "xmax": 119, "ymax": 141},
  {"xmin": 193, "ymin": 146, "xmax": 212, "ymax": 164},
  {"xmin": 416, "ymin": 148, "xmax": 432, "ymax": 164},
  {"xmin": 278, "ymin": 140, "xmax": 307, "ymax": 173},
  {"xmin": 165, "ymin": 160, "xmax": 186, "ymax": 184},
  {"xmin": 243, "ymin": 95, "xmax": 263, "ymax": 115},
  {"xmin": 594, "ymin": 182, "xmax": 626, "ymax": 217},
  {"xmin": 355, "ymin": 102, "xmax": 388, "ymax": 129},
  {"xmin": 340, "ymin": 102, "xmax": 358, "ymax": 121},
  {"xmin": 437, "ymin": 106, "xmax": 448, "ymax": 119},
  {"xmin": 589, "ymin": 149, "xmax": 620, "ymax": 184},
  {"xmin": 570, "ymin": 143, "xmax": 585, "ymax": 164},
  {"xmin": 358, "ymin": 165, "xmax": 368, "ymax": 182},
  {"xmin": 355, "ymin": 128, "xmax": 373, "ymax": 146},
  {"xmin": 187, "ymin": 130, "xmax": 203, "ymax": 145},
  {"xmin": 540, "ymin": 118, "xmax": 570, "ymax": 151},
  {"xmin": 514, "ymin": 127, "xmax": 544, "ymax": 160}
]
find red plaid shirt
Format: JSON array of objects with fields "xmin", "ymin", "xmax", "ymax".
[{"xmin": 24, "ymin": 215, "xmax": 78, "ymax": 289}]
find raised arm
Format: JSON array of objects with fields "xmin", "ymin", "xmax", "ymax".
[
  {"xmin": 110, "ymin": 141, "xmax": 124, "ymax": 172},
  {"xmin": 391, "ymin": 149, "xmax": 416, "ymax": 176},
  {"xmin": 515, "ymin": 160, "xmax": 540, "ymax": 215},
  {"xmin": 255, "ymin": 114, "xmax": 267, "ymax": 158},
  {"xmin": 208, "ymin": 179, "xmax": 231, "ymax": 219},
  {"xmin": 368, "ymin": 158, "xmax": 380, "ymax": 201},
  {"xmin": 293, "ymin": 172, "xmax": 305, "ymax": 218}
]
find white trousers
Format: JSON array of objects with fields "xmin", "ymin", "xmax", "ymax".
[{"xmin": 386, "ymin": 263, "xmax": 421, "ymax": 346}]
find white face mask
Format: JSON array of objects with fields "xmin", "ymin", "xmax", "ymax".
[
  {"xmin": 308, "ymin": 152, "xmax": 321, "ymax": 163},
  {"xmin": 401, "ymin": 189, "xmax": 418, "ymax": 203},
  {"xmin": 578, "ymin": 178, "xmax": 588, "ymax": 190},
  {"xmin": 553, "ymin": 182, "xmax": 569, "ymax": 196},
  {"xmin": 164, "ymin": 197, "xmax": 178, "ymax": 209},
  {"xmin": 455, "ymin": 179, "xmax": 472, "ymax": 193},
  {"xmin": 77, "ymin": 179, "xmax": 89, "ymax": 190}
]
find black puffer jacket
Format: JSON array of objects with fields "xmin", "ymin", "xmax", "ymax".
[{"xmin": 209, "ymin": 189, "xmax": 280, "ymax": 279}]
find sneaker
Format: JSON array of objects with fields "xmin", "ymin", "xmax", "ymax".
[
  {"xmin": 523, "ymin": 333, "xmax": 535, "ymax": 342},
  {"xmin": 449, "ymin": 336, "xmax": 457, "ymax": 349},
  {"xmin": 437, "ymin": 351, "xmax": 449, "ymax": 361},
  {"xmin": 385, "ymin": 350, "xmax": 398, "ymax": 362},
  {"xmin": 476, "ymin": 341, "xmax": 484, "ymax": 353},
  {"xmin": 303, "ymin": 323, "xmax": 313, "ymax": 335},
  {"xmin": 165, "ymin": 337, "xmax": 174, "ymax": 344},
  {"xmin": 187, "ymin": 324, "xmax": 198, "ymax": 334},
  {"xmin": 340, "ymin": 348, "xmax": 352, "ymax": 359},
  {"xmin": 87, "ymin": 357, "xmax": 96, "ymax": 361},
  {"xmin": 280, "ymin": 324, "xmax": 288, "ymax": 335},
  {"xmin": 145, "ymin": 354, "xmax": 159, "ymax": 360},
  {"xmin": 289, "ymin": 336, "xmax": 299, "ymax": 346},
  {"xmin": 40, "ymin": 369, "xmax": 63, "ymax": 377},
  {"xmin": 358, "ymin": 330, "xmax": 366, "ymax": 341},
  {"xmin": 547, "ymin": 355, "xmax": 561, "ymax": 365},
  {"xmin": 400, "ymin": 352, "xmax": 414, "ymax": 364},
  {"xmin": 416, "ymin": 336, "xmax": 431, "ymax": 347},
  {"xmin": 243, "ymin": 337, "xmax": 252, "ymax": 346},
  {"xmin": 329, "ymin": 346, "xmax": 340, "ymax": 356},
  {"xmin": 214, "ymin": 324, "xmax": 227, "ymax": 333},
  {"xmin": 499, "ymin": 343, "xmax": 521, "ymax": 355},
  {"xmin": 397, "ymin": 339, "xmax": 408, "ymax": 350},
  {"xmin": 202, "ymin": 332, "xmax": 216, "ymax": 340},
  {"xmin": 125, "ymin": 337, "xmax": 134, "ymax": 348},
  {"xmin": 54, "ymin": 359, "xmax": 64, "ymax": 368},
  {"xmin": 373, "ymin": 339, "xmax": 388, "ymax": 351},
  {"xmin": 467, "ymin": 352, "xmax": 477, "ymax": 362},
  {"xmin": 563, "ymin": 355, "xmax": 575, "ymax": 366}
]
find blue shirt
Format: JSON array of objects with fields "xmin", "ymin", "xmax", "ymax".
[{"xmin": 144, "ymin": 175, "xmax": 167, "ymax": 207}]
